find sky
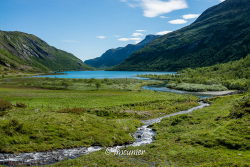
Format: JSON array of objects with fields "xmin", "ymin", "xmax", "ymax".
[{"xmin": 0, "ymin": 0, "xmax": 224, "ymax": 61}]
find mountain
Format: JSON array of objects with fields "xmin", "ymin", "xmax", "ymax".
[
  {"xmin": 0, "ymin": 31, "xmax": 91, "ymax": 72},
  {"xmin": 114, "ymin": 0, "xmax": 250, "ymax": 71},
  {"xmin": 84, "ymin": 35, "xmax": 159, "ymax": 68}
]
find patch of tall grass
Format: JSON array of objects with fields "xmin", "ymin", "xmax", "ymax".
[{"xmin": 167, "ymin": 82, "xmax": 228, "ymax": 92}]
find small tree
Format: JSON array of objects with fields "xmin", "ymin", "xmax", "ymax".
[
  {"xmin": 61, "ymin": 82, "xmax": 70, "ymax": 89},
  {"xmin": 95, "ymin": 82, "xmax": 101, "ymax": 90},
  {"xmin": 0, "ymin": 99, "xmax": 12, "ymax": 111}
]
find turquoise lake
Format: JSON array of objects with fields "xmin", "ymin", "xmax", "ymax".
[{"xmin": 35, "ymin": 71, "xmax": 175, "ymax": 79}]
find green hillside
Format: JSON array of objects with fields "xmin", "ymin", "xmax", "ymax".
[
  {"xmin": 0, "ymin": 31, "xmax": 91, "ymax": 72},
  {"xmin": 114, "ymin": 0, "xmax": 250, "ymax": 71},
  {"xmin": 140, "ymin": 55, "xmax": 250, "ymax": 91}
]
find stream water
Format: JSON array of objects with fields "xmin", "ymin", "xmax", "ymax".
[{"xmin": 0, "ymin": 84, "xmax": 211, "ymax": 166}]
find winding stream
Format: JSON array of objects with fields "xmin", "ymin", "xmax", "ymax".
[{"xmin": 0, "ymin": 86, "xmax": 211, "ymax": 166}]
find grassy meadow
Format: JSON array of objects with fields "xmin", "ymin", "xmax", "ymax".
[
  {"xmin": 0, "ymin": 77, "xmax": 197, "ymax": 153},
  {"xmin": 0, "ymin": 75, "xmax": 249, "ymax": 167},
  {"xmin": 48, "ymin": 93, "xmax": 250, "ymax": 167},
  {"xmin": 167, "ymin": 83, "xmax": 228, "ymax": 92}
]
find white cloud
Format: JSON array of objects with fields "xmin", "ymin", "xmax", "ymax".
[
  {"xmin": 61, "ymin": 40, "xmax": 79, "ymax": 43},
  {"xmin": 117, "ymin": 30, "xmax": 145, "ymax": 44},
  {"xmin": 182, "ymin": 14, "xmax": 200, "ymax": 19},
  {"xmin": 219, "ymin": 0, "xmax": 225, "ymax": 2},
  {"xmin": 118, "ymin": 38, "xmax": 131, "ymax": 42},
  {"xmin": 134, "ymin": 40, "xmax": 141, "ymax": 44},
  {"xmin": 118, "ymin": 37, "xmax": 142, "ymax": 43},
  {"xmin": 168, "ymin": 19, "xmax": 187, "ymax": 24},
  {"xmin": 121, "ymin": 0, "xmax": 188, "ymax": 18},
  {"xmin": 156, "ymin": 30, "xmax": 172, "ymax": 35},
  {"xmin": 142, "ymin": 0, "xmax": 188, "ymax": 18},
  {"xmin": 136, "ymin": 29, "xmax": 146, "ymax": 32},
  {"xmin": 132, "ymin": 32, "xmax": 144, "ymax": 37},
  {"xmin": 160, "ymin": 16, "xmax": 169, "ymax": 19},
  {"xmin": 96, "ymin": 36, "xmax": 107, "ymax": 39},
  {"xmin": 118, "ymin": 37, "xmax": 142, "ymax": 41}
]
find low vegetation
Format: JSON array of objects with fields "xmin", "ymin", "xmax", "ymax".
[
  {"xmin": 56, "ymin": 99, "xmax": 197, "ymax": 120},
  {"xmin": 0, "ymin": 77, "xmax": 197, "ymax": 153},
  {"xmin": 0, "ymin": 77, "xmax": 162, "ymax": 91},
  {"xmin": 49, "ymin": 93, "xmax": 250, "ymax": 167},
  {"xmin": 0, "ymin": 99, "xmax": 12, "ymax": 111},
  {"xmin": 167, "ymin": 83, "xmax": 228, "ymax": 92}
]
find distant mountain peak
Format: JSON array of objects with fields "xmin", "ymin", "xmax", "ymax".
[{"xmin": 84, "ymin": 35, "xmax": 159, "ymax": 69}]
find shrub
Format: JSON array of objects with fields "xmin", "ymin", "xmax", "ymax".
[
  {"xmin": 0, "ymin": 111, "xmax": 7, "ymax": 116},
  {"xmin": 61, "ymin": 81, "xmax": 70, "ymax": 89},
  {"xmin": 57, "ymin": 108, "xmax": 87, "ymax": 114},
  {"xmin": 0, "ymin": 99, "xmax": 12, "ymax": 111},
  {"xmin": 3, "ymin": 119, "xmax": 26, "ymax": 136},
  {"xmin": 167, "ymin": 83, "xmax": 228, "ymax": 92},
  {"xmin": 15, "ymin": 102, "xmax": 27, "ymax": 108},
  {"xmin": 95, "ymin": 82, "xmax": 101, "ymax": 90},
  {"xmin": 228, "ymin": 95, "xmax": 250, "ymax": 119}
]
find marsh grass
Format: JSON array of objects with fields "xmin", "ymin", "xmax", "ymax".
[
  {"xmin": 0, "ymin": 111, "xmax": 142, "ymax": 153},
  {"xmin": 56, "ymin": 100, "xmax": 198, "ymax": 119},
  {"xmin": 0, "ymin": 77, "xmax": 162, "ymax": 91},
  {"xmin": 48, "ymin": 94, "xmax": 250, "ymax": 167},
  {"xmin": 167, "ymin": 82, "xmax": 228, "ymax": 92},
  {"xmin": 15, "ymin": 102, "xmax": 27, "ymax": 108}
]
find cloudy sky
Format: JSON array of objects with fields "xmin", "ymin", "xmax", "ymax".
[{"xmin": 1, "ymin": 0, "xmax": 224, "ymax": 61}]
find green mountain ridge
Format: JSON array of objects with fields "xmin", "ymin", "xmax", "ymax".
[
  {"xmin": 84, "ymin": 35, "xmax": 159, "ymax": 68},
  {"xmin": 0, "ymin": 31, "xmax": 91, "ymax": 72},
  {"xmin": 113, "ymin": 0, "xmax": 250, "ymax": 71}
]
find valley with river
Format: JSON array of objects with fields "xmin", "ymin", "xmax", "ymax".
[{"xmin": 0, "ymin": 71, "xmax": 249, "ymax": 166}]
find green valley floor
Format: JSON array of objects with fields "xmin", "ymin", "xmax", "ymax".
[
  {"xmin": 46, "ymin": 93, "xmax": 250, "ymax": 167},
  {"xmin": 0, "ymin": 77, "xmax": 249, "ymax": 166}
]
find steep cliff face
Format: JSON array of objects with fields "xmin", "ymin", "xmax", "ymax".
[
  {"xmin": 114, "ymin": 0, "xmax": 250, "ymax": 71},
  {"xmin": 0, "ymin": 31, "xmax": 91, "ymax": 72},
  {"xmin": 85, "ymin": 35, "xmax": 159, "ymax": 68}
]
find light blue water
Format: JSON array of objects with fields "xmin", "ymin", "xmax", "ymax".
[{"xmin": 35, "ymin": 71, "xmax": 175, "ymax": 79}]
